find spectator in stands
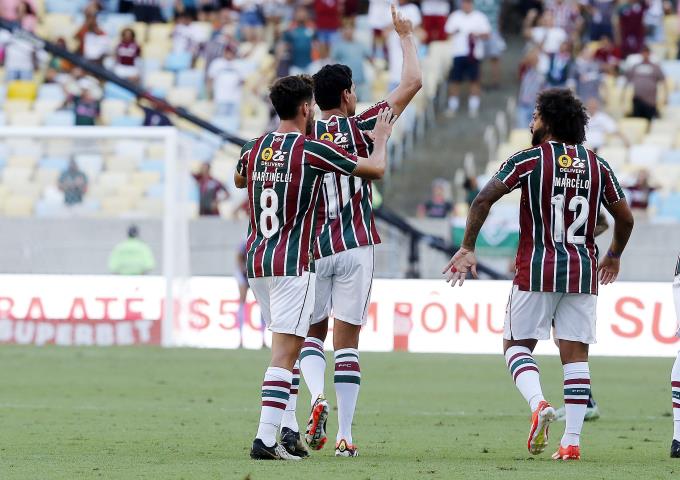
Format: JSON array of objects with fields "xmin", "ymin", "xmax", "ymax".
[
  {"xmin": 58, "ymin": 159, "xmax": 88, "ymax": 206},
  {"xmin": 625, "ymin": 45, "xmax": 666, "ymax": 121},
  {"xmin": 417, "ymin": 178, "xmax": 454, "ymax": 218},
  {"xmin": 625, "ymin": 168, "xmax": 656, "ymax": 211},
  {"xmin": 545, "ymin": 41, "xmax": 574, "ymax": 88},
  {"xmin": 548, "ymin": 0, "xmax": 582, "ymax": 40},
  {"xmin": 68, "ymin": 84, "xmax": 101, "ymax": 126},
  {"xmin": 617, "ymin": 0, "xmax": 647, "ymax": 57},
  {"xmin": 193, "ymin": 162, "xmax": 229, "ymax": 216},
  {"xmin": 174, "ymin": 0, "xmax": 199, "ymax": 19},
  {"xmin": 315, "ymin": 0, "xmax": 342, "ymax": 46},
  {"xmin": 233, "ymin": 0, "xmax": 266, "ymax": 42},
  {"xmin": 445, "ymin": 0, "xmax": 491, "ymax": 118},
  {"xmin": 207, "ymin": 43, "xmax": 250, "ymax": 128},
  {"xmin": 421, "ymin": 0, "xmax": 451, "ymax": 43},
  {"xmin": 0, "ymin": 24, "xmax": 37, "ymax": 80},
  {"xmin": 133, "ymin": 0, "xmax": 165, "ymax": 23},
  {"xmin": 387, "ymin": 0, "xmax": 423, "ymax": 91},
  {"xmin": 0, "ymin": 0, "xmax": 36, "ymax": 22},
  {"xmin": 368, "ymin": 0, "xmax": 391, "ymax": 58},
  {"xmin": 331, "ymin": 19, "xmax": 373, "ymax": 101},
  {"xmin": 644, "ymin": 0, "xmax": 665, "ymax": 43},
  {"xmin": 45, "ymin": 38, "xmax": 72, "ymax": 83},
  {"xmin": 585, "ymin": 97, "xmax": 628, "ymax": 152},
  {"xmin": 516, "ymin": 48, "xmax": 545, "ymax": 128},
  {"xmin": 283, "ymin": 7, "xmax": 318, "ymax": 75},
  {"xmin": 202, "ymin": 9, "xmax": 238, "ymax": 72},
  {"xmin": 524, "ymin": 10, "xmax": 567, "ymax": 56},
  {"xmin": 594, "ymin": 34, "xmax": 622, "ymax": 75},
  {"xmin": 114, "ymin": 28, "xmax": 142, "ymax": 82},
  {"xmin": 75, "ymin": 10, "xmax": 108, "ymax": 64},
  {"xmin": 475, "ymin": 0, "xmax": 505, "ymax": 88},
  {"xmin": 14, "ymin": 1, "xmax": 37, "ymax": 31},
  {"xmin": 108, "ymin": 225, "xmax": 156, "ymax": 275},
  {"xmin": 572, "ymin": 47, "xmax": 602, "ymax": 102},
  {"xmin": 172, "ymin": 10, "xmax": 201, "ymax": 57},
  {"xmin": 585, "ymin": 0, "xmax": 616, "ymax": 41}
]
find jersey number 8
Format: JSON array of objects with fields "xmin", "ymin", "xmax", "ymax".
[{"xmin": 260, "ymin": 188, "xmax": 279, "ymax": 238}]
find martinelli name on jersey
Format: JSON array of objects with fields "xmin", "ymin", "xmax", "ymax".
[
  {"xmin": 312, "ymin": 101, "xmax": 389, "ymax": 259},
  {"xmin": 495, "ymin": 141, "xmax": 625, "ymax": 295},
  {"xmin": 237, "ymin": 132, "xmax": 359, "ymax": 278}
]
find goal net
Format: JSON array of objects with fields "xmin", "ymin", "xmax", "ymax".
[{"xmin": 0, "ymin": 126, "xmax": 192, "ymax": 347}]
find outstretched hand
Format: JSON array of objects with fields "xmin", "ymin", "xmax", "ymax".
[
  {"xmin": 442, "ymin": 247, "xmax": 478, "ymax": 287},
  {"xmin": 391, "ymin": 3, "xmax": 413, "ymax": 38}
]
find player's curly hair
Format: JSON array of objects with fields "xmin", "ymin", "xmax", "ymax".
[
  {"xmin": 313, "ymin": 64, "xmax": 353, "ymax": 111},
  {"xmin": 535, "ymin": 88, "xmax": 589, "ymax": 145},
  {"xmin": 269, "ymin": 75, "xmax": 314, "ymax": 120}
]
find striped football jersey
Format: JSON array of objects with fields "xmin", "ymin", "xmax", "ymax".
[
  {"xmin": 236, "ymin": 132, "xmax": 358, "ymax": 278},
  {"xmin": 312, "ymin": 101, "xmax": 389, "ymax": 259},
  {"xmin": 495, "ymin": 141, "xmax": 625, "ymax": 295}
]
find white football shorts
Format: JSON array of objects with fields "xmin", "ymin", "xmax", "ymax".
[
  {"xmin": 249, "ymin": 271, "xmax": 315, "ymax": 338},
  {"xmin": 312, "ymin": 245, "xmax": 374, "ymax": 326},
  {"xmin": 503, "ymin": 285, "xmax": 597, "ymax": 344}
]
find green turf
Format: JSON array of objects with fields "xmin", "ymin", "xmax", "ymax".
[{"xmin": 0, "ymin": 346, "xmax": 678, "ymax": 479}]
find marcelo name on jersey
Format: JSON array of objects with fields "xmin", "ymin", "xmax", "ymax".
[{"xmin": 495, "ymin": 141, "xmax": 625, "ymax": 295}]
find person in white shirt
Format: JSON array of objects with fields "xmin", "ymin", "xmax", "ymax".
[
  {"xmin": 584, "ymin": 98, "xmax": 628, "ymax": 152},
  {"xmin": 445, "ymin": 0, "xmax": 491, "ymax": 117},
  {"xmin": 524, "ymin": 10, "xmax": 568, "ymax": 55},
  {"xmin": 207, "ymin": 45, "xmax": 253, "ymax": 130},
  {"xmin": 0, "ymin": 29, "xmax": 36, "ymax": 80},
  {"xmin": 368, "ymin": 0, "xmax": 392, "ymax": 58}
]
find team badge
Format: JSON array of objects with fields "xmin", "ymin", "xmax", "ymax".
[{"xmin": 320, "ymin": 132, "xmax": 334, "ymax": 142}]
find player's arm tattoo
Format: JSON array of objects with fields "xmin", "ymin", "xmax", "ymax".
[{"xmin": 461, "ymin": 178, "xmax": 509, "ymax": 250}]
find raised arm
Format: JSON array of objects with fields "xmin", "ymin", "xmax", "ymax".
[{"xmin": 385, "ymin": 4, "xmax": 423, "ymax": 116}]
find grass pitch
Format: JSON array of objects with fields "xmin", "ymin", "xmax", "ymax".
[{"xmin": 0, "ymin": 345, "xmax": 677, "ymax": 479}]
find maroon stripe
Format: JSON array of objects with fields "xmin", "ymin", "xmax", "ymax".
[
  {"xmin": 674, "ymin": 402, "xmax": 680, "ymax": 409},
  {"xmin": 303, "ymin": 341, "xmax": 323, "ymax": 351},
  {"xmin": 335, "ymin": 362, "xmax": 360, "ymax": 372},
  {"xmin": 672, "ymin": 381, "xmax": 680, "ymax": 388},
  {"xmin": 262, "ymin": 400, "xmax": 287, "ymax": 409},
  {"xmin": 513, "ymin": 365, "xmax": 539, "ymax": 382},
  {"xmin": 263, "ymin": 380, "xmax": 291, "ymax": 388},
  {"xmin": 507, "ymin": 352, "xmax": 531, "ymax": 366},
  {"xmin": 564, "ymin": 378, "xmax": 591, "ymax": 385},
  {"xmin": 293, "ymin": 368, "xmax": 300, "ymax": 375},
  {"xmin": 540, "ymin": 143, "xmax": 555, "ymax": 292},
  {"xmin": 351, "ymin": 191, "xmax": 369, "ymax": 245},
  {"xmin": 564, "ymin": 399, "xmax": 589, "ymax": 405},
  {"xmin": 290, "ymin": 388, "xmax": 298, "ymax": 395}
]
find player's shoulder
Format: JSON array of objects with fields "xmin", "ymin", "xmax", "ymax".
[
  {"xmin": 241, "ymin": 137, "xmax": 259, "ymax": 151},
  {"xmin": 507, "ymin": 144, "xmax": 543, "ymax": 163}
]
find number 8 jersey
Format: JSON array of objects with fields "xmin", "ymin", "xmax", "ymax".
[
  {"xmin": 495, "ymin": 141, "xmax": 625, "ymax": 295},
  {"xmin": 237, "ymin": 132, "xmax": 359, "ymax": 278}
]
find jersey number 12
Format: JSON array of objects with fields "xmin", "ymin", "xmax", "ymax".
[{"xmin": 551, "ymin": 194, "xmax": 589, "ymax": 245}]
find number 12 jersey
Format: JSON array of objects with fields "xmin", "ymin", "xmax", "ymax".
[
  {"xmin": 237, "ymin": 132, "xmax": 359, "ymax": 278},
  {"xmin": 495, "ymin": 141, "xmax": 625, "ymax": 295}
]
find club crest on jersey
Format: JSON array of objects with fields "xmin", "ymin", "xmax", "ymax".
[
  {"xmin": 320, "ymin": 132, "xmax": 334, "ymax": 142},
  {"xmin": 273, "ymin": 136, "xmax": 283, "ymax": 143}
]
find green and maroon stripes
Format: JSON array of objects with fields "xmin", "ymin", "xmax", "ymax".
[
  {"xmin": 564, "ymin": 378, "xmax": 591, "ymax": 405},
  {"xmin": 291, "ymin": 363, "xmax": 300, "ymax": 396},
  {"xmin": 261, "ymin": 379, "xmax": 291, "ymax": 410},
  {"xmin": 334, "ymin": 348, "xmax": 361, "ymax": 385},
  {"xmin": 507, "ymin": 350, "xmax": 539, "ymax": 383},
  {"xmin": 672, "ymin": 381, "xmax": 680, "ymax": 409},
  {"xmin": 300, "ymin": 338, "xmax": 325, "ymax": 360}
]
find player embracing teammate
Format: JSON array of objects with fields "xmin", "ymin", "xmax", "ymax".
[
  {"xmin": 445, "ymin": 88, "xmax": 634, "ymax": 461},
  {"xmin": 298, "ymin": 4, "xmax": 422, "ymax": 458},
  {"xmin": 234, "ymin": 75, "xmax": 397, "ymax": 460}
]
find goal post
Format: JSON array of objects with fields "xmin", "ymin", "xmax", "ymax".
[{"xmin": 0, "ymin": 126, "xmax": 189, "ymax": 347}]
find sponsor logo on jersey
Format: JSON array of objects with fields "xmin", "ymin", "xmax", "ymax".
[
  {"xmin": 327, "ymin": 121, "xmax": 337, "ymax": 127},
  {"xmin": 273, "ymin": 136, "xmax": 283, "ymax": 143},
  {"xmin": 261, "ymin": 147, "xmax": 274, "ymax": 161},
  {"xmin": 320, "ymin": 132, "xmax": 334, "ymax": 142},
  {"xmin": 558, "ymin": 154, "xmax": 573, "ymax": 168},
  {"xmin": 557, "ymin": 154, "xmax": 586, "ymax": 173}
]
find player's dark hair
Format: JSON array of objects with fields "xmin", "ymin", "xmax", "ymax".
[
  {"xmin": 535, "ymin": 88, "xmax": 588, "ymax": 145},
  {"xmin": 312, "ymin": 64, "xmax": 353, "ymax": 111},
  {"xmin": 269, "ymin": 75, "xmax": 314, "ymax": 120}
]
